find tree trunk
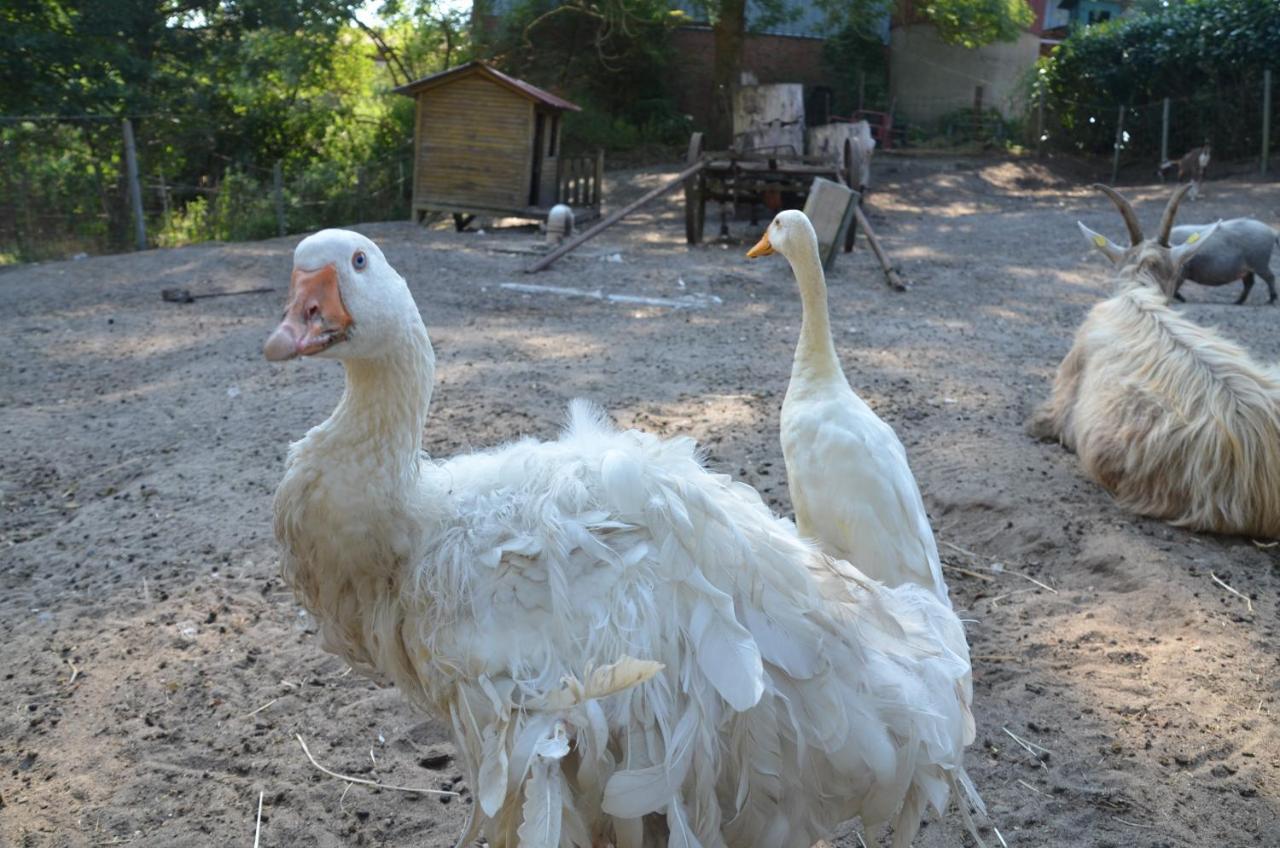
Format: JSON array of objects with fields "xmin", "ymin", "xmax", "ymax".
[{"xmin": 710, "ymin": 0, "xmax": 747, "ymax": 149}]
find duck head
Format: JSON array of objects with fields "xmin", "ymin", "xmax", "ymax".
[
  {"xmin": 746, "ymin": 209, "xmax": 818, "ymax": 262},
  {"xmin": 264, "ymin": 229, "xmax": 416, "ymax": 362}
]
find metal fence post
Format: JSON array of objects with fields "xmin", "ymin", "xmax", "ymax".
[
  {"xmin": 1160, "ymin": 98, "xmax": 1170, "ymax": 167},
  {"xmin": 273, "ymin": 161, "xmax": 286, "ymax": 237},
  {"xmin": 973, "ymin": 85, "xmax": 984, "ymax": 139},
  {"xmin": 1036, "ymin": 85, "xmax": 1046, "ymax": 160},
  {"xmin": 1111, "ymin": 104, "xmax": 1126, "ymax": 185},
  {"xmin": 1263, "ymin": 70, "xmax": 1272, "ymax": 176},
  {"xmin": 158, "ymin": 170, "xmax": 170, "ymax": 232},
  {"xmin": 122, "ymin": 118, "xmax": 147, "ymax": 250}
]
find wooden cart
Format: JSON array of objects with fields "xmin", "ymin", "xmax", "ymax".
[{"xmin": 682, "ymin": 132, "xmax": 861, "ymax": 244}]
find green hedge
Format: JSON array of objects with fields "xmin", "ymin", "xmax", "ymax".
[{"xmin": 1038, "ymin": 0, "xmax": 1280, "ymax": 161}]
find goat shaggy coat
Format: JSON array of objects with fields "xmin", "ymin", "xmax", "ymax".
[{"xmin": 1029, "ymin": 282, "xmax": 1280, "ymax": 538}]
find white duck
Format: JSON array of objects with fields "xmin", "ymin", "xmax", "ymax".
[
  {"xmin": 747, "ymin": 210, "xmax": 949, "ymax": 602},
  {"xmin": 267, "ymin": 229, "xmax": 985, "ymax": 848}
]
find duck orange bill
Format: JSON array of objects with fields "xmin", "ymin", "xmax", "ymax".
[
  {"xmin": 263, "ymin": 263, "xmax": 353, "ymax": 361},
  {"xmin": 746, "ymin": 231, "xmax": 775, "ymax": 258}
]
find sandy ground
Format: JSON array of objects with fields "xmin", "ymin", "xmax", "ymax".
[{"xmin": 2, "ymin": 156, "xmax": 1279, "ymax": 848}]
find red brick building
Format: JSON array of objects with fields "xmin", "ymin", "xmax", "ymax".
[{"xmin": 668, "ymin": 27, "xmax": 832, "ymax": 130}]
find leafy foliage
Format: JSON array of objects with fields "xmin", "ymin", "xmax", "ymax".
[
  {"xmin": 1038, "ymin": 0, "xmax": 1280, "ymax": 158},
  {"xmin": 486, "ymin": 0, "xmax": 691, "ymax": 151},
  {"xmin": 0, "ymin": 0, "xmax": 466, "ymax": 262},
  {"xmin": 911, "ymin": 0, "xmax": 1033, "ymax": 48},
  {"xmin": 1042, "ymin": 0, "xmax": 1280, "ymax": 105},
  {"xmin": 822, "ymin": 21, "xmax": 890, "ymax": 116}
]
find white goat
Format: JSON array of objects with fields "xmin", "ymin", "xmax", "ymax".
[{"xmin": 1031, "ymin": 184, "xmax": 1280, "ymax": 538}]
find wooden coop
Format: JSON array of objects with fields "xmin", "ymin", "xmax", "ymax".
[{"xmin": 394, "ymin": 62, "xmax": 603, "ymax": 229}]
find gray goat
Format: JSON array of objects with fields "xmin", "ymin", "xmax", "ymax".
[{"xmin": 1168, "ymin": 218, "xmax": 1279, "ymax": 304}]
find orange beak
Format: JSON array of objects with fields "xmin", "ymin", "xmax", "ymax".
[
  {"xmin": 746, "ymin": 231, "xmax": 775, "ymax": 259},
  {"xmin": 263, "ymin": 264, "xmax": 353, "ymax": 361}
]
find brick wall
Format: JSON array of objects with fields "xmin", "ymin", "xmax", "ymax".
[{"xmin": 670, "ymin": 28, "xmax": 832, "ymax": 130}]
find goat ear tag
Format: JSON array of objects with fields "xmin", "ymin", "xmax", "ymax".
[
  {"xmin": 1093, "ymin": 235, "xmax": 1107, "ymax": 247},
  {"xmin": 1186, "ymin": 232, "xmax": 1200, "ymax": 244}
]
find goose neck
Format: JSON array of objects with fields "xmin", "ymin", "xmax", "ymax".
[
  {"xmin": 328, "ymin": 324, "xmax": 435, "ymax": 472},
  {"xmin": 787, "ymin": 246, "xmax": 841, "ymax": 380}
]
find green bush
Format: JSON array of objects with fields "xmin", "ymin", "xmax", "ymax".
[{"xmin": 1038, "ymin": 0, "xmax": 1280, "ymax": 160}]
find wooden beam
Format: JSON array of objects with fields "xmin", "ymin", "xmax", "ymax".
[
  {"xmin": 121, "ymin": 119, "xmax": 146, "ymax": 251},
  {"xmin": 853, "ymin": 206, "xmax": 908, "ymax": 292},
  {"xmin": 524, "ymin": 160, "xmax": 707, "ymax": 273}
]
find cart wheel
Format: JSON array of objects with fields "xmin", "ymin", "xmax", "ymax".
[{"xmin": 684, "ymin": 132, "xmax": 706, "ymax": 244}]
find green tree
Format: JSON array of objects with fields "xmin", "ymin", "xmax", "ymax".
[
  {"xmin": 1, "ymin": 0, "xmax": 467, "ymax": 258},
  {"xmin": 909, "ymin": 0, "xmax": 1034, "ymax": 48},
  {"xmin": 485, "ymin": 0, "xmax": 690, "ymax": 151},
  {"xmin": 1038, "ymin": 0, "xmax": 1279, "ymax": 159}
]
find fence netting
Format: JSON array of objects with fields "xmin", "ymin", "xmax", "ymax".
[
  {"xmin": 0, "ymin": 115, "xmax": 413, "ymax": 263},
  {"xmin": 1032, "ymin": 74, "xmax": 1277, "ymax": 178}
]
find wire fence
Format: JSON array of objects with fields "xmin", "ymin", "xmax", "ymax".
[
  {"xmin": 1029, "ymin": 72, "xmax": 1276, "ymax": 180},
  {"xmin": 0, "ymin": 115, "xmax": 414, "ymax": 264},
  {"xmin": 3, "ymin": 72, "xmax": 1276, "ymax": 263}
]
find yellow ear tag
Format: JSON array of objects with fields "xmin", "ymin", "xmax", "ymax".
[
  {"xmin": 1093, "ymin": 235, "xmax": 1107, "ymax": 247},
  {"xmin": 1187, "ymin": 232, "xmax": 1200, "ymax": 243}
]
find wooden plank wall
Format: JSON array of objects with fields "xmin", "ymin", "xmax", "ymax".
[
  {"xmin": 416, "ymin": 76, "xmax": 532, "ymax": 209},
  {"xmin": 536, "ymin": 114, "xmax": 558, "ymax": 207}
]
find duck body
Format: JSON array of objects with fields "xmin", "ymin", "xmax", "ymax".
[
  {"xmin": 781, "ymin": 374, "xmax": 946, "ymax": 599},
  {"xmin": 751, "ymin": 211, "xmax": 948, "ymax": 602},
  {"xmin": 269, "ymin": 229, "xmax": 982, "ymax": 848}
]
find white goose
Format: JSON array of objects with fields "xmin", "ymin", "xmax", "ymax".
[
  {"xmin": 747, "ymin": 211, "xmax": 949, "ymax": 602},
  {"xmin": 267, "ymin": 229, "xmax": 985, "ymax": 848}
]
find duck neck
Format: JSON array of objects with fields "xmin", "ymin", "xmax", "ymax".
[
  {"xmin": 326, "ymin": 321, "xmax": 436, "ymax": 482},
  {"xmin": 787, "ymin": 244, "xmax": 842, "ymax": 384}
]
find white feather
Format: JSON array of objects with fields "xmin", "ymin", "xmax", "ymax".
[
  {"xmin": 684, "ymin": 570, "xmax": 764, "ymax": 711},
  {"xmin": 517, "ymin": 750, "xmax": 565, "ymax": 848},
  {"xmin": 479, "ymin": 717, "xmax": 512, "ymax": 817}
]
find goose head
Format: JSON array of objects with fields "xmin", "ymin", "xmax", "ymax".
[
  {"xmin": 746, "ymin": 209, "xmax": 819, "ymax": 263},
  {"xmin": 264, "ymin": 229, "xmax": 417, "ymax": 362}
]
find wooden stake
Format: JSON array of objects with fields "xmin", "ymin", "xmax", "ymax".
[
  {"xmin": 1160, "ymin": 97, "xmax": 1171, "ymax": 168},
  {"xmin": 973, "ymin": 85, "xmax": 984, "ymax": 140},
  {"xmin": 122, "ymin": 118, "xmax": 146, "ymax": 250},
  {"xmin": 525, "ymin": 160, "xmax": 707, "ymax": 273},
  {"xmin": 1036, "ymin": 86, "xmax": 1045, "ymax": 160},
  {"xmin": 273, "ymin": 161, "xmax": 286, "ymax": 237},
  {"xmin": 853, "ymin": 205, "xmax": 907, "ymax": 291},
  {"xmin": 1111, "ymin": 104, "xmax": 1126, "ymax": 185},
  {"xmin": 158, "ymin": 171, "xmax": 170, "ymax": 232},
  {"xmin": 1262, "ymin": 70, "xmax": 1272, "ymax": 176}
]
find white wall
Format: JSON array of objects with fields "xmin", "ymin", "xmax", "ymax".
[{"xmin": 889, "ymin": 25, "xmax": 1040, "ymax": 124}]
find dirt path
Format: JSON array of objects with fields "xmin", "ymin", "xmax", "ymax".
[{"xmin": 2, "ymin": 157, "xmax": 1277, "ymax": 847}]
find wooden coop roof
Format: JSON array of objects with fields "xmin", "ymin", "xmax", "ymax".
[{"xmin": 393, "ymin": 61, "xmax": 581, "ymax": 112}]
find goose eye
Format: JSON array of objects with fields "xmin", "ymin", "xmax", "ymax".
[{"xmin": 352, "ymin": 250, "xmax": 367, "ymax": 271}]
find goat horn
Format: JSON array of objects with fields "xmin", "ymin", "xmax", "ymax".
[
  {"xmin": 1091, "ymin": 184, "xmax": 1143, "ymax": 246},
  {"xmin": 1156, "ymin": 183, "xmax": 1193, "ymax": 247}
]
